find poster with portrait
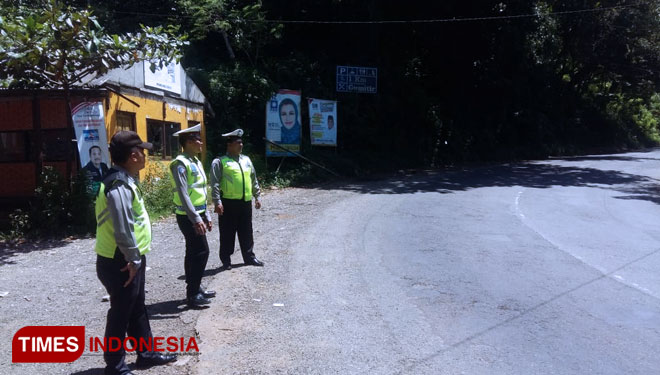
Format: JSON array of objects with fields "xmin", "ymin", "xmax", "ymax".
[
  {"xmin": 308, "ymin": 98, "xmax": 337, "ymax": 146},
  {"xmin": 72, "ymin": 102, "xmax": 110, "ymax": 194},
  {"xmin": 265, "ymin": 89, "xmax": 302, "ymax": 157}
]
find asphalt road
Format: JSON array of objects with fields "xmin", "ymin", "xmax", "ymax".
[{"xmin": 194, "ymin": 150, "xmax": 660, "ymax": 375}]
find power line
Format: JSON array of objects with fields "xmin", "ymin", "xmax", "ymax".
[
  {"xmin": 111, "ymin": 2, "xmax": 647, "ymax": 25},
  {"xmin": 261, "ymin": 3, "xmax": 643, "ymax": 24}
]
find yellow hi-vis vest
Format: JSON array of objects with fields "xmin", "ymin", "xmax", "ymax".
[
  {"xmin": 220, "ymin": 155, "xmax": 252, "ymax": 201},
  {"xmin": 95, "ymin": 174, "xmax": 152, "ymax": 258},
  {"xmin": 169, "ymin": 155, "xmax": 207, "ymax": 215}
]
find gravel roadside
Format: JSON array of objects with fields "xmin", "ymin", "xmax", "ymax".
[{"xmin": 0, "ymin": 184, "xmax": 358, "ymax": 375}]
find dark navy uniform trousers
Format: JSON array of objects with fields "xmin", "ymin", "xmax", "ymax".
[
  {"xmin": 96, "ymin": 251, "xmax": 151, "ymax": 375},
  {"xmin": 176, "ymin": 214, "xmax": 210, "ymax": 298},
  {"xmin": 218, "ymin": 198, "xmax": 256, "ymax": 266}
]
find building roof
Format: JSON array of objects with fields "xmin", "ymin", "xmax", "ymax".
[{"xmin": 78, "ymin": 61, "xmax": 206, "ymax": 105}]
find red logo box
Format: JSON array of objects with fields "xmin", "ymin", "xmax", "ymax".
[{"xmin": 12, "ymin": 326, "xmax": 85, "ymax": 363}]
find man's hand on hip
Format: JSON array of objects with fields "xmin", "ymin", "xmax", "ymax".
[
  {"xmin": 121, "ymin": 262, "xmax": 139, "ymax": 287},
  {"xmin": 194, "ymin": 221, "xmax": 206, "ymax": 235}
]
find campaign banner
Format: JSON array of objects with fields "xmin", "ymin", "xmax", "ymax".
[
  {"xmin": 265, "ymin": 89, "xmax": 301, "ymax": 157},
  {"xmin": 308, "ymin": 98, "xmax": 337, "ymax": 146},
  {"xmin": 72, "ymin": 102, "xmax": 110, "ymax": 194}
]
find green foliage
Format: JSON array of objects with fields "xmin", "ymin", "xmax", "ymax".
[
  {"xmin": 5, "ymin": 0, "xmax": 660, "ymax": 180},
  {"xmin": 253, "ymin": 147, "xmax": 363, "ymax": 188},
  {"xmin": 33, "ymin": 166, "xmax": 69, "ymax": 235},
  {"xmin": 259, "ymin": 162, "xmax": 323, "ymax": 188},
  {"xmin": 7, "ymin": 209, "xmax": 31, "ymax": 240},
  {"xmin": 4, "ymin": 163, "xmax": 178, "ymax": 240},
  {"xmin": 67, "ymin": 169, "xmax": 97, "ymax": 234},
  {"xmin": 177, "ymin": 0, "xmax": 281, "ymax": 65},
  {"xmin": 9, "ymin": 166, "xmax": 96, "ymax": 239},
  {"xmin": 605, "ymin": 93, "xmax": 660, "ymax": 146},
  {"xmin": 141, "ymin": 163, "xmax": 174, "ymax": 220},
  {"xmin": 0, "ymin": 0, "xmax": 188, "ymax": 89},
  {"xmin": 202, "ymin": 63, "xmax": 276, "ymax": 156}
]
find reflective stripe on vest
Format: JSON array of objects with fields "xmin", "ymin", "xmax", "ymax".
[
  {"xmin": 169, "ymin": 155, "xmax": 208, "ymax": 215},
  {"xmin": 95, "ymin": 178, "xmax": 152, "ymax": 259},
  {"xmin": 220, "ymin": 155, "xmax": 252, "ymax": 201}
]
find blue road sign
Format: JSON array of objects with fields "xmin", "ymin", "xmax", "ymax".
[{"xmin": 336, "ymin": 66, "xmax": 378, "ymax": 94}]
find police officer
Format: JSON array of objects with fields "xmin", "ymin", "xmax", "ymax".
[
  {"xmin": 210, "ymin": 129, "xmax": 264, "ymax": 269},
  {"xmin": 95, "ymin": 131, "xmax": 176, "ymax": 375},
  {"xmin": 169, "ymin": 124, "xmax": 215, "ymax": 308}
]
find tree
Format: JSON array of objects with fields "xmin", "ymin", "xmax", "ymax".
[
  {"xmin": 0, "ymin": 0, "xmax": 187, "ymax": 89},
  {"xmin": 0, "ymin": 0, "xmax": 188, "ymax": 179},
  {"xmin": 177, "ymin": 0, "xmax": 282, "ymax": 66}
]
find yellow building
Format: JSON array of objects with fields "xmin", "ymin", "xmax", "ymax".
[
  {"xmin": 85, "ymin": 61, "xmax": 209, "ymax": 178},
  {"xmin": 0, "ymin": 61, "xmax": 208, "ymax": 206}
]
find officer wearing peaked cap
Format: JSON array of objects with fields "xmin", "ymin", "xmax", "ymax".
[
  {"xmin": 168, "ymin": 124, "xmax": 216, "ymax": 308},
  {"xmin": 210, "ymin": 128, "xmax": 264, "ymax": 270},
  {"xmin": 173, "ymin": 123, "xmax": 202, "ymax": 136},
  {"xmin": 95, "ymin": 131, "xmax": 176, "ymax": 374},
  {"xmin": 222, "ymin": 128, "xmax": 244, "ymax": 138}
]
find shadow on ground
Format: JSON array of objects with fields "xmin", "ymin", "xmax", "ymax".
[
  {"xmin": 612, "ymin": 183, "xmax": 660, "ymax": 205},
  {"xmin": 551, "ymin": 155, "xmax": 660, "ymax": 162},
  {"xmin": 321, "ymin": 160, "xmax": 659, "ymax": 197},
  {"xmin": 70, "ymin": 368, "xmax": 104, "ymax": 375},
  {"xmin": 148, "ymin": 299, "xmax": 190, "ymax": 319},
  {"xmin": 0, "ymin": 239, "xmax": 76, "ymax": 265},
  {"xmin": 5, "ymin": 152, "xmax": 660, "ymax": 259}
]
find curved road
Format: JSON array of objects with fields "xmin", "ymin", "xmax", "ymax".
[{"xmin": 195, "ymin": 150, "xmax": 660, "ymax": 374}]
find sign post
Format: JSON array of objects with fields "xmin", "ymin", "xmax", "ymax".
[{"xmin": 336, "ymin": 65, "xmax": 378, "ymax": 94}]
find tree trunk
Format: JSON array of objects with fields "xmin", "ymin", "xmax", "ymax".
[{"xmin": 222, "ymin": 30, "xmax": 236, "ymax": 60}]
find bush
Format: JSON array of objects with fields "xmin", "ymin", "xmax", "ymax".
[
  {"xmin": 2, "ymin": 163, "xmax": 179, "ymax": 241},
  {"xmin": 65, "ymin": 168, "xmax": 96, "ymax": 234},
  {"xmin": 32, "ymin": 166, "xmax": 69, "ymax": 236},
  {"xmin": 7, "ymin": 209, "xmax": 31, "ymax": 240},
  {"xmin": 141, "ymin": 162, "xmax": 174, "ymax": 220},
  {"xmin": 255, "ymin": 154, "xmax": 339, "ymax": 189},
  {"xmin": 2, "ymin": 166, "xmax": 96, "ymax": 240}
]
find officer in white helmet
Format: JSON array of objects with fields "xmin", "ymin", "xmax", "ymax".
[
  {"xmin": 168, "ymin": 124, "xmax": 216, "ymax": 308},
  {"xmin": 209, "ymin": 129, "xmax": 264, "ymax": 270}
]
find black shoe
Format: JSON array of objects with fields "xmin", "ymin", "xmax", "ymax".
[
  {"xmin": 135, "ymin": 352, "xmax": 177, "ymax": 368},
  {"xmin": 187, "ymin": 293, "xmax": 211, "ymax": 308},
  {"xmin": 222, "ymin": 263, "xmax": 232, "ymax": 270},
  {"xmin": 199, "ymin": 287, "xmax": 216, "ymax": 298},
  {"xmin": 246, "ymin": 258, "xmax": 264, "ymax": 267}
]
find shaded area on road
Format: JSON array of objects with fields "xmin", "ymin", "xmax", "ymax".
[
  {"xmin": 148, "ymin": 299, "xmax": 190, "ymax": 320},
  {"xmin": 3, "ymin": 153, "xmax": 659, "ymax": 262},
  {"xmin": 613, "ymin": 184, "xmax": 660, "ymax": 205},
  {"xmin": 328, "ymin": 162, "xmax": 657, "ymax": 197},
  {"xmin": 0, "ymin": 239, "xmax": 76, "ymax": 265},
  {"xmin": 552, "ymin": 155, "xmax": 660, "ymax": 162},
  {"xmin": 70, "ymin": 368, "xmax": 104, "ymax": 375}
]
